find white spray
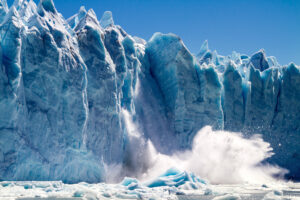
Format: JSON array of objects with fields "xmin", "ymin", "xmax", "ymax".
[{"xmin": 115, "ymin": 109, "xmax": 286, "ymax": 185}]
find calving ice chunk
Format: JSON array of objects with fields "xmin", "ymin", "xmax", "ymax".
[{"xmin": 0, "ymin": 0, "xmax": 299, "ymax": 184}]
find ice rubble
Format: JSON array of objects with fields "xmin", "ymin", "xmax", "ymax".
[
  {"xmin": 1, "ymin": 179, "xmax": 300, "ymax": 200},
  {"xmin": 0, "ymin": 0, "xmax": 299, "ymax": 183}
]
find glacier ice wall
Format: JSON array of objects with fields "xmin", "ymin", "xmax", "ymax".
[{"xmin": 0, "ymin": 0, "xmax": 299, "ymax": 183}]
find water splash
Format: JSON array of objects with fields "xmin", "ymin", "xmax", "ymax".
[{"xmin": 117, "ymin": 110, "xmax": 286, "ymax": 185}]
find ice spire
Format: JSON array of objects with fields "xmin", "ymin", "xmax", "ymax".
[
  {"xmin": 100, "ymin": 11, "xmax": 114, "ymax": 28},
  {"xmin": 78, "ymin": 6, "xmax": 87, "ymax": 18},
  {"xmin": 249, "ymin": 49, "xmax": 269, "ymax": 72},
  {"xmin": 86, "ymin": 8, "xmax": 97, "ymax": 20},
  {"xmin": 37, "ymin": 0, "xmax": 57, "ymax": 15},
  {"xmin": 67, "ymin": 6, "xmax": 87, "ymax": 28},
  {"xmin": 197, "ymin": 40, "xmax": 209, "ymax": 58},
  {"xmin": 74, "ymin": 8, "xmax": 100, "ymax": 31}
]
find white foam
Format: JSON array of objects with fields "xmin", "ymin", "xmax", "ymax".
[{"xmin": 121, "ymin": 109, "xmax": 286, "ymax": 185}]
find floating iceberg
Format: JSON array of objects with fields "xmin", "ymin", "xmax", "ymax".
[{"xmin": 145, "ymin": 168, "xmax": 206, "ymax": 189}]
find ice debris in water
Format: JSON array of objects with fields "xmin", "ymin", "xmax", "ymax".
[
  {"xmin": 145, "ymin": 168, "xmax": 206, "ymax": 189},
  {"xmin": 1, "ymin": 180, "xmax": 300, "ymax": 200},
  {"xmin": 121, "ymin": 177, "xmax": 141, "ymax": 190}
]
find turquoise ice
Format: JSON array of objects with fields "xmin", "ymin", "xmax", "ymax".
[{"xmin": 0, "ymin": 0, "xmax": 299, "ymax": 183}]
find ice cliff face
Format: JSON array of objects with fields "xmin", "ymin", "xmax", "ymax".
[{"xmin": 0, "ymin": 0, "xmax": 299, "ymax": 183}]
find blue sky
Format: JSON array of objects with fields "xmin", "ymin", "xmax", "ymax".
[{"xmin": 7, "ymin": 0, "xmax": 300, "ymax": 65}]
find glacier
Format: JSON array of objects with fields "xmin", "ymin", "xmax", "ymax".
[{"xmin": 0, "ymin": 0, "xmax": 299, "ymax": 184}]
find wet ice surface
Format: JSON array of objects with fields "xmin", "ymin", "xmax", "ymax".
[{"xmin": 1, "ymin": 181, "xmax": 300, "ymax": 200}]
